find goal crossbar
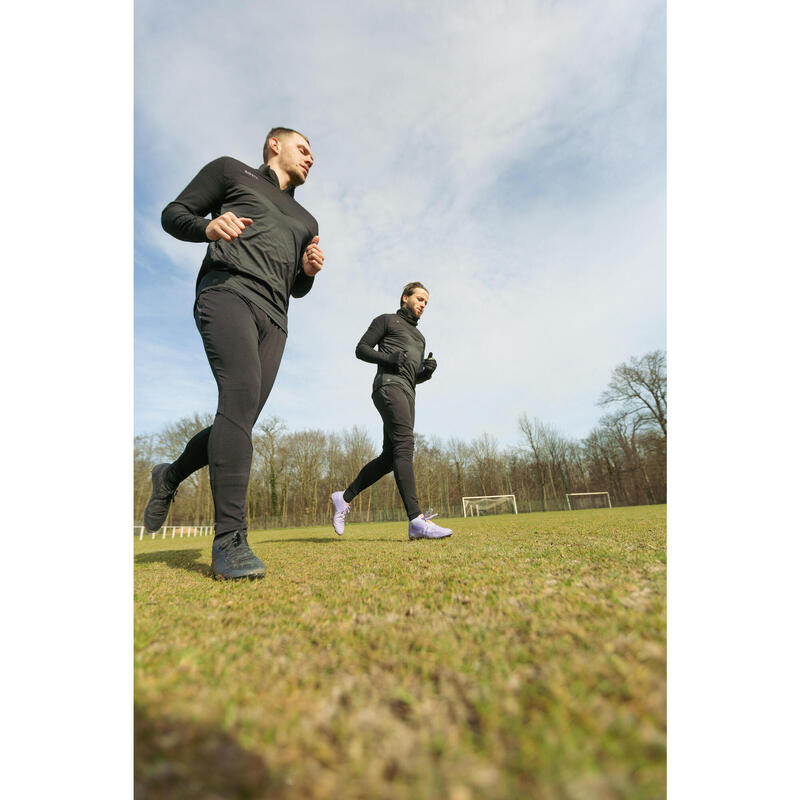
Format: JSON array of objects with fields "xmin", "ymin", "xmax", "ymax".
[
  {"xmin": 565, "ymin": 492, "xmax": 612, "ymax": 510},
  {"xmin": 462, "ymin": 494, "xmax": 518, "ymax": 517}
]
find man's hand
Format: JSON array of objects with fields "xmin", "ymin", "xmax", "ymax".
[
  {"xmin": 417, "ymin": 352, "xmax": 437, "ymax": 383},
  {"xmin": 302, "ymin": 235, "xmax": 324, "ymax": 276},
  {"xmin": 205, "ymin": 212, "xmax": 253, "ymax": 242}
]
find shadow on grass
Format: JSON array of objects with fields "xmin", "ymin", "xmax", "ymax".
[
  {"xmin": 134, "ymin": 705, "xmax": 287, "ymax": 800},
  {"xmin": 253, "ymin": 536, "xmax": 394, "ymax": 544},
  {"xmin": 134, "ymin": 549, "xmax": 211, "ymax": 578}
]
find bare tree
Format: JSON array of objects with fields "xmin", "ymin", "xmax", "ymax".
[
  {"xmin": 337, "ymin": 426, "xmax": 376, "ymax": 518},
  {"xmin": 446, "ymin": 437, "xmax": 472, "ymax": 502},
  {"xmin": 135, "ymin": 351, "xmax": 669, "ymax": 527},
  {"xmin": 518, "ymin": 413, "xmax": 549, "ymax": 511},
  {"xmin": 426, "ymin": 435, "xmax": 450, "ymax": 514},
  {"xmin": 599, "ymin": 350, "xmax": 666, "ymax": 435},
  {"xmin": 414, "ymin": 433, "xmax": 451, "ymax": 513},
  {"xmin": 600, "ymin": 410, "xmax": 653, "ymax": 505},
  {"xmin": 254, "ymin": 416, "xmax": 286, "ymax": 518},
  {"xmin": 469, "ymin": 433, "xmax": 504, "ymax": 496},
  {"xmin": 583, "ymin": 426, "xmax": 624, "ymax": 504},
  {"xmin": 284, "ymin": 429, "xmax": 328, "ymax": 522},
  {"xmin": 341, "ymin": 426, "xmax": 375, "ymax": 483},
  {"xmin": 134, "ymin": 434, "xmax": 157, "ymax": 519}
]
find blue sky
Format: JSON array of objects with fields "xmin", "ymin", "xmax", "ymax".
[{"xmin": 135, "ymin": 0, "xmax": 665, "ymax": 448}]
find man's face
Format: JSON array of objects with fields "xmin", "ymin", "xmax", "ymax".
[
  {"xmin": 274, "ymin": 133, "xmax": 314, "ymax": 186},
  {"xmin": 403, "ymin": 288, "xmax": 429, "ymax": 319}
]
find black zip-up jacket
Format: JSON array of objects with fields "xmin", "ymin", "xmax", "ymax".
[
  {"xmin": 161, "ymin": 157, "xmax": 318, "ymax": 334},
  {"xmin": 355, "ymin": 309, "xmax": 434, "ymax": 399}
]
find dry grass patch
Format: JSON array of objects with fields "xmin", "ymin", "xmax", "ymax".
[{"xmin": 135, "ymin": 506, "xmax": 666, "ymax": 799}]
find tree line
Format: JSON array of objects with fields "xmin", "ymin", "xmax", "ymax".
[{"xmin": 134, "ymin": 350, "xmax": 666, "ymax": 528}]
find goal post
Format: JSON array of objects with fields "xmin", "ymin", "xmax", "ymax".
[
  {"xmin": 565, "ymin": 492, "xmax": 612, "ymax": 510},
  {"xmin": 462, "ymin": 494, "xmax": 518, "ymax": 518}
]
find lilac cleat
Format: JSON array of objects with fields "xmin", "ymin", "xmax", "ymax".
[
  {"xmin": 408, "ymin": 509, "xmax": 453, "ymax": 540},
  {"xmin": 331, "ymin": 491, "xmax": 350, "ymax": 535}
]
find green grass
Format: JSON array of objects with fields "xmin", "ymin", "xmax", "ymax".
[{"xmin": 134, "ymin": 505, "xmax": 666, "ymax": 800}]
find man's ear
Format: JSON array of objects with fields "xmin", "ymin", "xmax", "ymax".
[{"xmin": 268, "ymin": 136, "xmax": 280, "ymax": 157}]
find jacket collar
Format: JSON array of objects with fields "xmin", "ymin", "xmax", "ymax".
[
  {"xmin": 396, "ymin": 306, "xmax": 419, "ymax": 327},
  {"xmin": 259, "ymin": 163, "xmax": 295, "ymax": 197}
]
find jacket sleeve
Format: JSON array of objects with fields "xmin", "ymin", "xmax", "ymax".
[
  {"xmin": 290, "ymin": 269, "xmax": 315, "ymax": 298},
  {"xmin": 416, "ymin": 366, "xmax": 434, "ymax": 384},
  {"xmin": 290, "ymin": 221, "xmax": 320, "ymax": 298},
  {"xmin": 355, "ymin": 315, "xmax": 394, "ymax": 366},
  {"xmin": 415, "ymin": 341, "xmax": 436, "ymax": 384},
  {"xmin": 161, "ymin": 157, "xmax": 228, "ymax": 243}
]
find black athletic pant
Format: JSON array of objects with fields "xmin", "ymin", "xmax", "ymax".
[
  {"xmin": 168, "ymin": 287, "xmax": 286, "ymax": 535},
  {"xmin": 343, "ymin": 384, "xmax": 422, "ymax": 520}
]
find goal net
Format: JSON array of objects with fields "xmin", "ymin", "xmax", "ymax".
[
  {"xmin": 462, "ymin": 495, "xmax": 518, "ymax": 517},
  {"xmin": 565, "ymin": 492, "xmax": 612, "ymax": 510}
]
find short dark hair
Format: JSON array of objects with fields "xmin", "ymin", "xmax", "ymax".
[
  {"xmin": 263, "ymin": 127, "xmax": 310, "ymax": 162},
  {"xmin": 400, "ymin": 282, "xmax": 428, "ymax": 306}
]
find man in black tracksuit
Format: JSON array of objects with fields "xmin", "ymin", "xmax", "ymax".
[
  {"xmin": 143, "ymin": 127, "xmax": 323, "ymax": 579},
  {"xmin": 331, "ymin": 283, "xmax": 454, "ymax": 540}
]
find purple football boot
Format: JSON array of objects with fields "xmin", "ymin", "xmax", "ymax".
[
  {"xmin": 408, "ymin": 509, "xmax": 453, "ymax": 540},
  {"xmin": 331, "ymin": 491, "xmax": 350, "ymax": 535}
]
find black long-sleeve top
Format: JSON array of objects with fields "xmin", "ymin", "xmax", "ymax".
[
  {"xmin": 356, "ymin": 309, "xmax": 434, "ymax": 398},
  {"xmin": 161, "ymin": 157, "xmax": 318, "ymax": 334}
]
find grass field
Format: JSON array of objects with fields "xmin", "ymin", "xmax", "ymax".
[{"xmin": 134, "ymin": 505, "xmax": 666, "ymax": 800}]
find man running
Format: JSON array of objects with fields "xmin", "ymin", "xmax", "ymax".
[
  {"xmin": 330, "ymin": 283, "xmax": 453, "ymax": 540},
  {"xmin": 143, "ymin": 127, "xmax": 323, "ymax": 579}
]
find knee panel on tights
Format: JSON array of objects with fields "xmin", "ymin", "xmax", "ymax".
[
  {"xmin": 217, "ymin": 383, "xmax": 262, "ymax": 433},
  {"xmin": 392, "ymin": 437, "xmax": 415, "ymax": 460},
  {"xmin": 375, "ymin": 450, "xmax": 394, "ymax": 471}
]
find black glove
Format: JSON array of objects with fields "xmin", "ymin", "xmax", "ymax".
[
  {"xmin": 417, "ymin": 352, "xmax": 437, "ymax": 383},
  {"xmin": 387, "ymin": 351, "xmax": 409, "ymax": 373}
]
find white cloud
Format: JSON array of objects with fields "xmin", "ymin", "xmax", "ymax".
[
  {"xmin": 134, "ymin": 338, "xmax": 216, "ymax": 431},
  {"xmin": 135, "ymin": 0, "xmax": 665, "ymax": 447}
]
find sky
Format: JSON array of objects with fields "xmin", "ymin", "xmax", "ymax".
[{"xmin": 134, "ymin": 0, "xmax": 666, "ymax": 450}]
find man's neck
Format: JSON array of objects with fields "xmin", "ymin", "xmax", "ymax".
[
  {"xmin": 266, "ymin": 160, "xmax": 291, "ymax": 191},
  {"xmin": 397, "ymin": 306, "xmax": 419, "ymax": 326}
]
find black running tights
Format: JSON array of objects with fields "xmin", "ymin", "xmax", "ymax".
[
  {"xmin": 169, "ymin": 287, "xmax": 286, "ymax": 534},
  {"xmin": 343, "ymin": 384, "xmax": 422, "ymax": 520}
]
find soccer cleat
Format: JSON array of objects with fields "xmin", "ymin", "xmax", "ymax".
[
  {"xmin": 408, "ymin": 509, "xmax": 453, "ymax": 540},
  {"xmin": 143, "ymin": 463, "xmax": 179, "ymax": 532},
  {"xmin": 211, "ymin": 530, "xmax": 266, "ymax": 580},
  {"xmin": 330, "ymin": 491, "xmax": 350, "ymax": 535}
]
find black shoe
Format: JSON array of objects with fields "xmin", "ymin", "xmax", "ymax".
[
  {"xmin": 143, "ymin": 463, "xmax": 179, "ymax": 532},
  {"xmin": 211, "ymin": 530, "xmax": 266, "ymax": 580}
]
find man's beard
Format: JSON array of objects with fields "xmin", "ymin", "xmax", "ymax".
[{"xmin": 291, "ymin": 165, "xmax": 307, "ymax": 185}]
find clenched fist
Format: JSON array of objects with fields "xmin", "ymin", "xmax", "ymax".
[
  {"xmin": 302, "ymin": 235, "xmax": 324, "ymax": 276},
  {"xmin": 205, "ymin": 212, "xmax": 253, "ymax": 242}
]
